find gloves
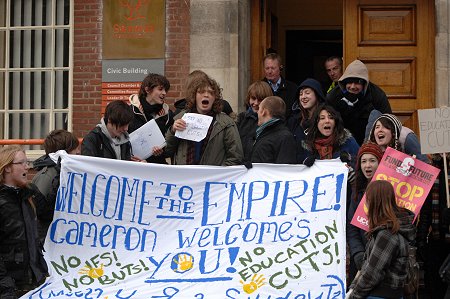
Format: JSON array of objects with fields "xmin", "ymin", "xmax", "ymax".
[
  {"xmin": 340, "ymin": 151, "xmax": 351, "ymax": 164},
  {"xmin": 353, "ymin": 252, "xmax": 364, "ymax": 270},
  {"xmin": 303, "ymin": 155, "xmax": 316, "ymax": 167}
]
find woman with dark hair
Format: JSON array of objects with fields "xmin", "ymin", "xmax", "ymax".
[
  {"xmin": 236, "ymin": 81, "xmax": 273, "ymax": 160},
  {"xmin": 347, "ymin": 180, "xmax": 416, "ymax": 299},
  {"xmin": 366, "ymin": 111, "xmax": 428, "ymax": 162},
  {"xmin": 287, "ymin": 78, "xmax": 326, "ymax": 163},
  {"xmin": 301, "ymin": 104, "xmax": 359, "ymax": 168},
  {"xmin": 165, "ymin": 74, "xmax": 243, "ymax": 165},
  {"xmin": 0, "ymin": 146, "xmax": 48, "ymax": 298},
  {"xmin": 346, "ymin": 142, "xmax": 384, "ymax": 284}
]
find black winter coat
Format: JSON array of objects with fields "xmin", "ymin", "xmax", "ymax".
[
  {"xmin": 249, "ymin": 120, "xmax": 297, "ymax": 164},
  {"xmin": 286, "ymin": 109, "xmax": 311, "ymax": 164},
  {"xmin": 0, "ymin": 185, "xmax": 48, "ymax": 296},
  {"xmin": 326, "ymin": 83, "xmax": 391, "ymax": 145},
  {"xmin": 262, "ymin": 77, "xmax": 297, "ymax": 119},
  {"xmin": 236, "ymin": 109, "xmax": 258, "ymax": 162},
  {"xmin": 81, "ymin": 127, "xmax": 132, "ymax": 160}
]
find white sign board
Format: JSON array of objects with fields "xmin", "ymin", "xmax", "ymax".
[
  {"xmin": 129, "ymin": 119, "xmax": 166, "ymax": 159},
  {"xmin": 175, "ymin": 113, "xmax": 213, "ymax": 142},
  {"xmin": 418, "ymin": 107, "xmax": 450, "ymax": 154},
  {"xmin": 23, "ymin": 155, "xmax": 348, "ymax": 298}
]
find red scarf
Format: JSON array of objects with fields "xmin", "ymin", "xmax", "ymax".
[{"xmin": 314, "ymin": 135, "xmax": 334, "ymax": 160}]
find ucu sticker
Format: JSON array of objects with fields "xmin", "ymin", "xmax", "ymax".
[{"xmin": 357, "ymin": 216, "xmax": 368, "ymax": 227}]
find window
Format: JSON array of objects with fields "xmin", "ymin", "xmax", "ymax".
[{"xmin": 0, "ymin": 0, "xmax": 72, "ymax": 150}]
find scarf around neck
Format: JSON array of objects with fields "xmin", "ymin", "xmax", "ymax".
[{"xmin": 314, "ymin": 135, "xmax": 334, "ymax": 160}]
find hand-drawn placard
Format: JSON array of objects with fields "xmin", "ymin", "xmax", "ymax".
[
  {"xmin": 418, "ymin": 107, "xmax": 450, "ymax": 154},
  {"xmin": 175, "ymin": 113, "xmax": 213, "ymax": 142},
  {"xmin": 129, "ymin": 119, "xmax": 166, "ymax": 159},
  {"xmin": 23, "ymin": 155, "xmax": 348, "ymax": 298}
]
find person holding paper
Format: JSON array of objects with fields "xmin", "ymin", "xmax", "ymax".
[
  {"xmin": 248, "ymin": 96, "xmax": 296, "ymax": 164},
  {"xmin": 82, "ymin": 100, "xmax": 141, "ymax": 161},
  {"xmin": 416, "ymin": 153, "xmax": 450, "ymax": 299},
  {"xmin": 0, "ymin": 146, "xmax": 48, "ymax": 298},
  {"xmin": 165, "ymin": 75, "xmax": 243, "ymax": 165},
  {"xmin": 346, "ymin": 142, "xmax": 384, "ymax": 285},
  {"xmin": 347, "ymin": 180, "xmax": 416, "ymax": 299},
  {"xmin": 128, "ymin": 73, "xmax": 174, "ymax": 164}
]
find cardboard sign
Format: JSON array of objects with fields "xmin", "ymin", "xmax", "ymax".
[
  {"xmin": 351, "ymin": 147, "xmax": 440, "ymax": 231},
  {"xmin": 418, "ymin": 107, "xmax": 450, "ymax": 154}
]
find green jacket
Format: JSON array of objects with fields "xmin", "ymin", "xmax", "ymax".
[{"xmin": 165, "ymin": 111, "xmax": 243, "ymax": 166}]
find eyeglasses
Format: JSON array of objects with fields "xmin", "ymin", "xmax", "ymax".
[{"xmin": 11, "ymin": 160, "xmax": 32, "ymax": 167}]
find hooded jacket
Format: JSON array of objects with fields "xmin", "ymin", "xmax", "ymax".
[
  {"xmin": 128, "ymin": 94, "xmax": 174, "ymax": 164},
  {"xmin": 165, "ymin": 110, "xmax": 243, "ymax": 166},
  {"xmin": 81, "ymin": 119, "xmax": 132, "ymax": 160},
  {"xmin": 32, "ymin": 155, "xmax": 60, "ymax": 242},
  {"xmin": 349, "ymin": 209, "xmax": 416, "ymax": 299},
  {"xmin": 288, "ymin": 78, "xmax": 326, "ymax": 163},
  {"xmin": 327, "ymin": 60, "xmax": 392, "ymax": 145}
]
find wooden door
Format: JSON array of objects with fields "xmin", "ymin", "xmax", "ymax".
[
  {"xmin": 251, "ymin": 0, "xmax": 278, "ymax": 83},
  {"xmin": 343, "ymin": 0, "xmax": 435, "ymax": 132}
]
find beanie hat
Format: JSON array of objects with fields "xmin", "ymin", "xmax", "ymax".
[
  {"xmin": 368, "ymin": 114, "xmax": 402, "ymax": 147},
  {"xmin": 294, "ymin": 78, "xmax": 326, "ymax": 105},
  {"xmin": 356, "ymin": 141, "xmax": 384, "ymax": 170}
]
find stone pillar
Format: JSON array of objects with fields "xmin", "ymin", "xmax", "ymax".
[
  {"xmin": 190, "ymin": 0, "xmax": 250, "ymax": 114},
  {"xmin": 435, "ymin": 0, "xmax": 450, "ymax": 107}
]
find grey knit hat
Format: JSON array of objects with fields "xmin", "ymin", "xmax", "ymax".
[{"xmin": 369, "ymin": 113, "xmax": 402, "ymax": 148}]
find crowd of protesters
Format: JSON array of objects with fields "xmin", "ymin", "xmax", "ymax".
[{"xmin": 0, "ymin": 54, "xmax": 449, "ymax": 299}]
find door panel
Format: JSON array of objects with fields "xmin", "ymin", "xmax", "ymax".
[{"xmin": 344, "ymin": 0, "xmax": 434, "ymax": 131}]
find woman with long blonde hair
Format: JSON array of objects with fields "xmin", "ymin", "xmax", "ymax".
[{"xmin": 0, "ymin": 145, "xmax": 48, "ymax": 298}]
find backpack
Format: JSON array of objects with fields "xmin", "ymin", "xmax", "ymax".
[{"xmin": 403, "ymin": 244, "xmax": 419, "ymax": 298}]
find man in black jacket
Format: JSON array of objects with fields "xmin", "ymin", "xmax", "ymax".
[
  {"xmin": 249, "ymin": 96, "xmax": 297, "ymax": 164},
  {"xmin": 262, "ymin": 53, "xmax": 297, "ymax": 119},
  {"xmin": 326, "ymin": 60, "xmax": 391, "ymax": 145}
]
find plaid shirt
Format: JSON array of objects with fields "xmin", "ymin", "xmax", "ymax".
[{"xmin": 350, "ymin": 211, "xmax": 416, "ymax": 298}]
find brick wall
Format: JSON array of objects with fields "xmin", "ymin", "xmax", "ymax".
[{"xmin": 72, "ymin": 0, "xmax": 190, "ymax": 139}]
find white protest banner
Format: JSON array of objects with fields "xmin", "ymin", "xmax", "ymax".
[
  {"xmin": 418, "ymin": 107, "xmax": 450, "ymax": 154},
  {"xmin": 23, "ymin": 155, "xmax": 348, "ymax": 299},
  {"xmin": 129, "ymin": 119, "xmax": 166, "ymax": 159},
  {"xmin": 175, "ymin": 113, "xmax": 213, "ymax": 142}
]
